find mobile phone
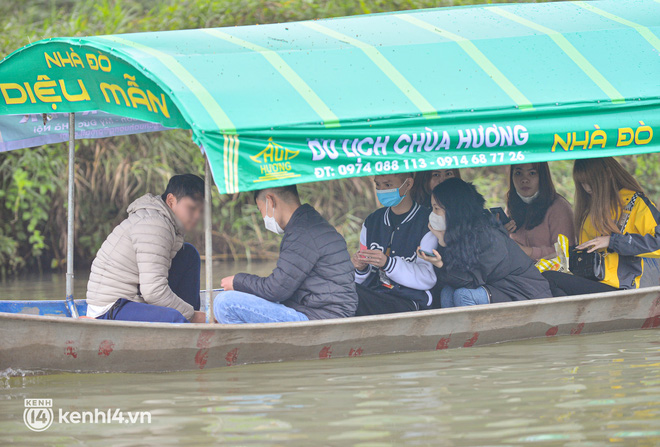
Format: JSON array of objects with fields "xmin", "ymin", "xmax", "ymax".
[
  {"xmin": 490, "ymin": 207, "xmax": 511, "ymax": 225},
  {"xmin": 418, "ymin": 248, "xmax": 436, "ymax": 258}
]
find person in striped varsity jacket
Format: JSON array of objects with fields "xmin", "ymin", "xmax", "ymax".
[{"xmin": 352, "ymin": 173, "xmax": 438, "ymax": 316}]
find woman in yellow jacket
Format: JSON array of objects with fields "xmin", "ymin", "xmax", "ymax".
[{"xmin": 543, "ymin": 157, "xmax": 660, "ymax": 296}]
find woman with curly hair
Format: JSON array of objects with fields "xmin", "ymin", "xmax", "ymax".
[{"xmin": 418, "ymin": 178, "xmax": 552, "ymax": 307}]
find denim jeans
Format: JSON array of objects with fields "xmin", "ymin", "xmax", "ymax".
[
  {"xmin": 214, "ymin": 291, "xmax": 310, "ymax": 324},
  {"xmin": 440, "ymin": 286, "xmax": 490, "ymax": 308},
  {"xmin": 97, "ymin": 298, "xmax": 189, "ymax": 323}
]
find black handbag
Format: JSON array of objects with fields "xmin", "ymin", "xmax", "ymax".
[
  {"xmin": 568, "ymin": 247, "xmax": 605, "ymax": 281},
  {"xmin": 568, "ymin": 192, "xmax": 640, "ymax": 281}
]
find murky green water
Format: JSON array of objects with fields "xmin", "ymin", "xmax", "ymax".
[
  {"xmin": 0, "ymin": 261, "xmax": 276, "ymax": 301},
  {"xmin": 1, "ymin": 272, "xmax": 660, "ymax": 446},
  {"xmin": 0, "ymin": 330, "xmax": 658, "ymax": 446}
]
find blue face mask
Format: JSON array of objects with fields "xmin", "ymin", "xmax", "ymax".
[{"xmin": 376, "ymin": 179, "xmax": 409, "ymax": 207}]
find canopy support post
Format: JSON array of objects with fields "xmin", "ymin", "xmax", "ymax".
[
  {"xmin": 65, "ymin": 113, "xmax": 78, "ymax": 318},
  {"xmin": 204, "ymin": 157, "xmax": 213, "ymax": 323}
]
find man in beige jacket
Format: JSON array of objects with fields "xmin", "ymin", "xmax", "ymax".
[{"xmin": 86, "ymin": 174, "xmax": 206, "ymax": 323}]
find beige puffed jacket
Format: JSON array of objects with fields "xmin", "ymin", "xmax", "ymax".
[{"xmin": 86, "ymin": 194, "xmax": 194, "ymax": 320}]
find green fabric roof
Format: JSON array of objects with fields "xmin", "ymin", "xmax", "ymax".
[{"xmin": 1, "ymin": 0, "xmax": 659, "ymax": 193}]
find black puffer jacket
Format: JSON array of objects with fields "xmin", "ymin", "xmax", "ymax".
[
  {"xmin": 234, "ymin": 204, "xmax": 358, "ymax": 319},
  {"xmin": 435, "ymin": 226, "xmax": 552, "ymax": 303}
]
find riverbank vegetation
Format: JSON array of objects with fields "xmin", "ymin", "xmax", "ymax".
[{"xmin": 2, "ymin": 0, "xmax": 657, "ymax": 277}]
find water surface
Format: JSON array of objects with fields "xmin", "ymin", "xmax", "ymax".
[
  {"xmin": 1, "ymin": 330, "xmax": 659, "ymax": 446},
  {"xmin": 1, "ymin": 269, "xmax": 659, "ymax": 446},
  {"xmin": 0, "ymin": 261, "xmax": 276, "ymax": 301}
]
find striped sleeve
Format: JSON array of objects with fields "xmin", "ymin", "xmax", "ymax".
[
  {"xmin": 609, "ymin": 195, "xmax": 660, "ymax": 258},
  {"xmin": 381, "ymin": 231, "xmax": 437, "ymax": 290}
]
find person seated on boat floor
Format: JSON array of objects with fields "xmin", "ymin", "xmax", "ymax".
[
  {"xmin": 411, "ymin": 168, "xmax": 460, "ymax": 208},
  {"xmin": 504, "ymin": 162, "xmax": 576, "ymax": 261},
  {"xmin": 419, "ymin": 178, "xmax": 552, "ymax": 308},
  {"xmin": 86, "ymin": 174, "xmax": 207, "ymax": 323},
  {"xmin": 213, "ymin": 185, "xmax": 358, "ymax": 324},
  {"xmin": 543, "ymin": 158, "xmax": 660, "ymax": 296},
  {"xmin": 352, "ymin": 173, "xmax": 437, "ymax": 315}
]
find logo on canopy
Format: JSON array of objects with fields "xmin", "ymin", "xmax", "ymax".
[{"xmin": 250, "ymin": 137, "xmax": 300, "ymax": 183}]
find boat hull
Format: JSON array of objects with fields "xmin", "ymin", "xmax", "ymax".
[{"xmin": 1, "ymin": 288, "xmax": 659, "ymax": 373}]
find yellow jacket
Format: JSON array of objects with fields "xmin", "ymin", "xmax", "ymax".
[{"xmin": 580, "ymin": 189, "xmax": 660, "ymax": 289}]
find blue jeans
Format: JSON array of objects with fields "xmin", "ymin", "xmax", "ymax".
[
  {"xmin": 214, "ymin": 291, "xmax": 309, "ymax": 324},
  {"xmin": 440, "ymin": 286, "xmax": 490, "ymax": 308},
  {"xmin": 97, "ymin": 298, "xmax": 189, "ymax": 323},
  {"xmin": 97, "ymin": 243, "xmax": 200, "ymax": 323}
]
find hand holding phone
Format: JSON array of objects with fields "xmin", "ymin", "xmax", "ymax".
[
  {"xmin": 418, "ymin": 248, "xmax": 436, "ymax": 257},
  {"xmin": 490, "ymin": 207, "xmax": 511, "ymax": 225},
  {"xmin": 417, "ymin": 247, "xmax": 443, "ymax": 268}
]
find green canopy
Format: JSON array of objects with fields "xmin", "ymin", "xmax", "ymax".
[{"xmin": 1, "ymin": 0, "xmax": 659, "ymax": 194}]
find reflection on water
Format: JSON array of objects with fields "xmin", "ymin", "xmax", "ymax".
[
  {"xmin": 0, "ymin": 261, "xmax": 276, "ymax": 300},
  {"xmin": 1, "ymin": 330, "xmax": 659, "ymax": 446}
]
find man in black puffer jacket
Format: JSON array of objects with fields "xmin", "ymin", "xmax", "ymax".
[{"xmin": 213, "ymin": 185, "xmax": 358, "ymax": 323}]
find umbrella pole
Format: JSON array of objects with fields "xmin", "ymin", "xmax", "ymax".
[
  {"xmin": 65, "ymin": 113, "xmax": 79, "ymax": 318},
  {"xmin": 204, "ymin": 157, "xmax": 213, "ymax": 323}
]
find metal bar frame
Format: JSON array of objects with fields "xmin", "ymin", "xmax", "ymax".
[
  {"xmin": 204, "ymin": 158, "xmax": 213, "ymax": 323},
  {"xmin": 65, "ymin": 113, "xmax": 78, "ymax": 318}
]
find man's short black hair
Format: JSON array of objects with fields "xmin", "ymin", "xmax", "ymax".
[
  {"xmin": 253, "ymin": 185, "xmax": 299, "ymax": 204},
  {"xmin": 161, "ymin": 174, "xmax": 204, "ymax": 203}
]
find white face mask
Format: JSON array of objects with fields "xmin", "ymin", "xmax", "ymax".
[
  {"xmin": 429, "ymin": 212, "xmax": 447, "ymax": 231},
  {"xmin": 517, "ymin": 190, "xmax": 540, "ymax": 204},
  {"xmin": 263, "ymin": 199, "xmax": 284, "ymax": 235}
]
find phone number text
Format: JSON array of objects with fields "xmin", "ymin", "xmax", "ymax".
[{"xmin": 313, "ymin": 151, "xmax": 525, "ymax": 178}]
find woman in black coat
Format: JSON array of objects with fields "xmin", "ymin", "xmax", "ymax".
[{"xmin": 418, "ymin": 178, "xmax": 552, "ymax": 307}]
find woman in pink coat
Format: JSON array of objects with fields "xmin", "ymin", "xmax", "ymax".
[{"xmin": 505, "ymin": 163, "xmax": 576, "ymax": 261}]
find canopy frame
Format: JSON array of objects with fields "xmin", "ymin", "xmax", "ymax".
[
  {"xmin": 1, "ymin": 0, "xmax": 659, "ymax": 194},
  {"xmin": 203, "ymin": 159, "xmax": 213, "ymax": 323},
  {"xmin": 1, "ymin": 0, "xmax": 660, "ymax": 319},
  {"xmin": 65, "ymin": 113, "xmax": 78, "ymax": 318}
]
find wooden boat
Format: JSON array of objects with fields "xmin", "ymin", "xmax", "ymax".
[
  {"xmin": 1, "ymin": 288, "xmax": 659, "ymax": 373},
  {"xmin": 1, "ymin": 0, "xmax": 660, "ymax": 373}
]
